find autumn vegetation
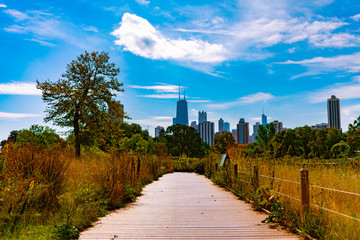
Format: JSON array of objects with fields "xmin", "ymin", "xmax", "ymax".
[{"xmin": 1, "ymin": 51, "xmax": 360, "ymax": 239}]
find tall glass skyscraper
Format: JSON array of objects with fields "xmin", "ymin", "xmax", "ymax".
[
  {"xmin": 198, "ymin": 111, "xmax": 207, "ymax": 124},
  {"xmin": 327, "ymin": 95, "xmax": 341, "ymax": 130},
  {"xmin": 262, "ymin": 113, "xmax": 267, "ymax": 126},
  {"xmin": 173, "ymin": 86, "xmax": 189, "ymax": 125},
  {"xmin": 218, "ymin": 118, "xmax": 224, "ymax": 133}
]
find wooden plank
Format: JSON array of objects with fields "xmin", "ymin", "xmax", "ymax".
[{"xmin": 80, "ymin": 172, "xmax": 299, "ymax": 240}]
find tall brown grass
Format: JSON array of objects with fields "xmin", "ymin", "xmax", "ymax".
[
  {"xmin": 0, "ymin": 143, "xmax": 173, "ymax": 239},
  {"xmin": 202, "ymin": 146, "xmax": 360, "ymax": 239}
]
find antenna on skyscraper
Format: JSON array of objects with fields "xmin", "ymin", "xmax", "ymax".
[
  {"xmin": 184, "ymin": 86, "xmax": 186, "ymax": 100},
  {"xmin": 178, "ymin": 84, "xmax": 181, "ymax": 100}
]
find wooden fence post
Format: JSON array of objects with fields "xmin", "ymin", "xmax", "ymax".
[
  {"xmin": 234, "ymin": 164, "xmax": 238, "ymax": 179},
  {"xmin": 253, "ymin": 165, "xmax": 259, "ymax": 191},
  {"xmin": 300, "ymin": 168, "xmax": 310, "ymax": 212}
]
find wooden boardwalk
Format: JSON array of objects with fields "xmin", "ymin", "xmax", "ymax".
[{"xmin": 80, "ymin": 172, "xmax": 299, "ymax": 240}]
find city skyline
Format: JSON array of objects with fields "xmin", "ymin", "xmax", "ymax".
[{"xmin": 1, "ymin": 0, "xmax": 360, "ymax": 140}]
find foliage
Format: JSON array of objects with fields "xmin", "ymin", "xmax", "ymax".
[
  {"xmin": 36, "ymin": 51, "xmax": 123, "ymax": 157},
  {"xmin": 213, "ymin": 131, "xmax": 235, "ymax": 154},
  {"xmin": 330, "ymin": 140, "xmax": 350, "ymax": 158},
  {"xmin": 256, "ymin": 123, "xmax": 275, "ymax": 150},
  {"xmin": 163, "ymin": 125, "xmax": 204, "ymax": 157},
  {"xmin": 15, "ymin": 125, "xmax": 62, "ymax": 148}
]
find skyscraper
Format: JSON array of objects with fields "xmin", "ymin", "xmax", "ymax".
[
  {"xmin": 218, "ymin": 118, "xmax": 224, "ymax": 133},
  {"xmin": 327, "ymin": 95, "xmax": 341, "ymax": 130},
  {"xmin": 272, "ymin": 120, "xmax": 283, "ymax": 134},
  {"xmin": 236, "ymin": 118, "xmax": 249, "ymax": 144},
  {"xmin": 231, "ymin": 129, "xmax": 237, "ymax": 143},
  {"xmin": 199, "ymin": 121, "xmax": 214, "ymax": 146},
  {"xmin": 173, "ymin": 86, "xmax": 189, "ymax": 125},
  {"xmin": 198, "ymin": 111, "xmax": 207, "ymax": 124},
  {"xmin": 262, "ymin": 113, "xmax": 267, "ymax": 126},
  {"xmin": 224, "ymin": 122, "xmax": 230, "ymax": 132},
  {"xmin": 190, "ymin": 121, "xmax": 198, "ymax": 131},
  {"xmin": 155, "ymin": 126, "xmax": 164, "ymax": 137},
  {"xmin": 252, "ymin": 122, "xmax": 261, "ymax": 141}
]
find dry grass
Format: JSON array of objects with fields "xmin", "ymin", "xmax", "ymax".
[
  {"xmin": 203, "ymin": 147, "xmax": 360, "ymax": 239},
  {"xmin": 0, "ymin": 144, "xmax": 173, "ymax": 239}
]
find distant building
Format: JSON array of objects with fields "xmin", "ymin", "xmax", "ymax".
[
  {"xmin": 249, "ymin": 135, "xmax": 255, "ymax": 143},
  {"xmin": 218, "ymin": 118, "xmax": 224, "ymax": 133},
  {"xmin": 199, "ymin": 121, "xmax": 214, "ymax": 146},
  {"xmin": 327, "ymin": 95, "xmax": 341, "ymax": 130},
  {"xmin": 231, "ymin": 129, "xmax": 238, "ymax": 143},
  {"xmin": 198, "ymin": 111, "xmax": 207, "ymax": 124},
  {"xmin": 173, "ymin": 86, "xmax": 188, "ymax": 126},
  {"xmin": 262, "ymin": 113, "xmax": 267, "ymax": 126},
  {"xmin": 190, "ymin": 121, "xmax": 198, "ymax": 131},
  {"xmin": 252, "ymin": 122, "xmax": 261, "ymax": 141},
  {"xmin": 224, "ymin": 122, "xmax": 230, "ymax": 132},
  {"xmin": 311, "ymin": 123, "xmax": 328, "ymax": 130},
  {"xmin": 272, "ymin": 120, "xmax": 283, "ymax": 134},
  {"xmin": 155, "ymin": 126, "xmax": 164, "ymax": 137},
  {"xmin": 236, "ymin": 118, "xmax": 249, "ymax": 144}
]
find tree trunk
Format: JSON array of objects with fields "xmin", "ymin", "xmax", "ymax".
[{"xmin": 74, "ymin": 112, "xmax": 81, "ymax": 158}]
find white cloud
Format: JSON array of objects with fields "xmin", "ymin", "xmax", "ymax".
[
  {"xmin": 4, "ymin": 9, "xmax": 28, "ymax": 21},
  {"xmin": 137, "ymin": 94, "xmax": 179, "ymax": 99},
  {"xmin": 111, "ymin": 13, "xmax": 227, "ymax": 63},
  {"xmin": 82, "ymin": 26, "xmax": 99, "ymax": 32},
  {"xmin": 308, "ymin": 81, "xmax": 360, "ymax": 103},
  {"xmin": 241, "ymin": 92, "xmax": 274, "ymax": 103},
  {"xmin": 342, "ymin": 104, "xmax": 360, "ymax": 116},
  {"xmin": 135, "ymin": 0, "xmax": 150, "ymax": 5},
  {"xmin": 351, "ymin": 14, "xmax": 360, "ymax": 21},
  {"xmin": 3, "ymin": 8, "xmax": 103, "ymax": 49},
  {"xmin": 129, "ymin": 84, "xmax": 179, "ymax": 93},
  {"xmin": 0, "ymin": 82, "xmax": 42, "ymax": 95},
  {"xmin": 208, "ymin": 92, "xmax": 274, "ymax": 109},
  {"xmin": 0, "ymin": 112, "xmax": 41, "ymax": 119},
  {"xmin": 279, "ymin": 52, "xmax": 360, "ymax": 79},
  {"xmin": 0, "ymin": 3, "xmax": 7, "ymax": 8}
]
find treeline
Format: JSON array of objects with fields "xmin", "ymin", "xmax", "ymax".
[{"xmin": 244, "ymin": 118, "xmax": 360, "ymax": 159}]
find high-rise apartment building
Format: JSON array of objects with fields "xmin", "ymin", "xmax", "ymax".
[
  {"xmin": 236, "ymin": 118, "xmax": 249, "ymax": 144},
  {"xmin": 155, "ymin": 126, "xmax": 164, "ymax": 137},
  {"xmin": 218, "ymin": 118, "xmax": 224, "ymax": 133},
  {"xmin": 190, "ymin": 121, "xmax": 198, "ymax": 131},
  {"xmin": 199, "ymin": 121, "xmax": 214, "ymax": 146},
  {"xmin": 224, "ymin": 122, "xmax": 230, "ymax": 132},
  {"xmin": 262, "ymin": 113, "xmax": 267, "ymax": 126},
  {"xmin": 173, "ymin": 87, "xmax": 188, "ymax": 125},
  {"xmin": 272, "ymin": 120, "xmax": 283, "ymax": 134},
  {"xmin": 311, "ymin": 123, "xmax": 328, "ymax": 130},
  {"xmin": 198, "ymin": 111, "xmax": 207, "ymax": 124},
  {"xmin": 252, "ymin": 122, "xmax": 261, "ymax": 141},
  {"xmin": 231, "ymin": 129, "xmax": 237, "ymax": 143},
  {"xmin": 327, "ymin": 95, "xmax": 341, "ymax": 130}
]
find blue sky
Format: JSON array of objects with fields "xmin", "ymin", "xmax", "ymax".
[{"xmin": 1, "ymin": 0, "xmax": 360, "ymax": 139}]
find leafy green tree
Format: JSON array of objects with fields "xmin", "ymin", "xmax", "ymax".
[
  {"xmin": 163, "ymin": 125, "xmax": 204, "ymax": 157},
  {"xmin": 347, "ymin": 117, "xmax": 360, "ymax": 153},
  {"xmin": 213, "ymin": 131, "xmax": 235, "ymax": 154},
  {"xmin": 37, "ymin": 51, "xmax": 123, "ymax": 157},
  {"xmin": 326, "ymin": 128, "xmax": 344, "ymax": 151},
  {"xmin": 348, "ymin": 116, "xmax": 360, "ymax": 132},
  {"xmin": 16, "ymin": 125, "xmax": 60, "ymax": 148},
  {"xmin": 294, "ymin": 126, "xmax": 315, "ymax": 158},
  {"xmin": 256, "ymin": 124, "xmax": 276, "ymax": 150},
  {"xmin": 330, "ymin": 140, "xmax": 350, "ymax": 158}
]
